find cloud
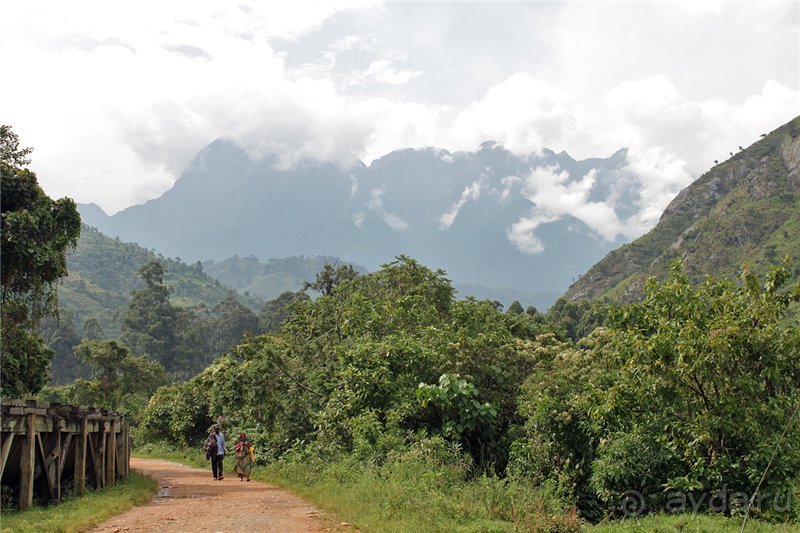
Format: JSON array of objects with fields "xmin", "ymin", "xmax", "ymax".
[
  {"xmin": 366, "ymin": 188, "xmax": 410, "ymax": 231},
  {"xmin": 439, "ymin": 181, "xmax": 482, "ymax": 229},
  {"xmin": 164, "ymin": 44, "xmax": 212, "ymax": 61},
  {"xmin": 347, "ymin": 56, "xmax": 421, "ymax": 86},
  {"xmin": 1, "ymin": 0, "xmax": 796, "ymax": 225},
  {"xmin": 506, "ymin": 166, "xmax": 628, "ymax": 254},
  {"xmin": 447, "ymin": 73, "xmax": 583, "ymax": 156},
  {"xmin": 507, "ymin": 213, "xmax": 558, "ymax": 254}
]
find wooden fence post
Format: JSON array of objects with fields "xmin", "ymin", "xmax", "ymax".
[
  {"xmin": 19, "ymin": 413, "xmax": 36, "ymax": 509},
  {"xmin": 106, "ymin": 419, "xmax": 116, "ymax": 486},
  {"xmin": 74, "ymin": 415, "xmax": 87, "ymax": 495}
]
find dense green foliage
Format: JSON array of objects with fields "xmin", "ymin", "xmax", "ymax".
[
  {"xmin": 141, "ymin": 258, "xmax": 545, "ymax": 464},
  {"xmin": 40, "ymin": 340, "xmax": 169, "ymax": 419},
  {"xmin": 116, "ymin": 261, "xmax": 260, "ymax": 379},
  {"xmin": 139, "ymin": 257, "xmax": 799, "ymax": 527},
  {"xmin": 1, "ymin": 127, "xmax": 81, "ymax": 396},
  {"xmin": 47, "ymin": 245, "xmax": 262, "ymax": 383},
  {"xmin": 259, "ymin": 290, "xmax": 310, "ymax": 334},
  {"xmin": 512, "ymin": 261, "xmax": 800, "ymax": 521}
]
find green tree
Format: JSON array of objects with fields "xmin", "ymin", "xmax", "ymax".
[
  {"xmin": 41, "ymin": 312, "xmax": 87, "ymax": 384},
  {"xmin": 1, "ymin": 127, "xmax": 81, "ymax": 396},
  {"xmin": 82, "ymin": 317, "xmax": 105, "ymax": 341},
  {"xmin": 46, "ymin": 340, "xmax": 170, "ymax": 413},
  {"xmin": 507, "ymin": 300, "xmax": 524, "ymax": 315},
  {"xmin": 141, "ymin": 257, "xmax": 543, "ymax": 469},
  {"xmin": 209, "ymin": 296, "xmax": 258, "ymax": 352},
  {"xmin": 122, "ymin": 261, "xmax": 179, "ymax": 372},
  {"xmin": 303, "ymin": 263, "xmax": 359, "ymax": 296},
  {"xmin": 259, "ymin": 291, "xmax": 310, "ymax": 334},
  {"xmin": 0, "ymin": 125, "xmax": 33, "ymax": 167}
]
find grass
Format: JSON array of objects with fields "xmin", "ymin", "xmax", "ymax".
[
  {"xmin": 0, "ymin": 471, "xmax": 157, "ymax": 533},
  {"xmin": 589, "ymin": 513, "xmax": 800, "ymax": 533},
  {"xmin": 134, "ymin": 442, "xmax": 209, "ymax": 470}
]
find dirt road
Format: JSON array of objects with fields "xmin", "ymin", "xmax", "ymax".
[{"xmin": 89, "ymin": 458, "xmax": 328, "ymax": 533}]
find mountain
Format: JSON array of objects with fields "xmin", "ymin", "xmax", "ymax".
[
  {"xmin": 79, "ymin": 141, "xmax": 643, "ymax": 310},
  {"xmin": 564, "ymin": 116, "xmax": 800, "ymax": 303},
  {"xmin": 58, "ymin": 225, "xmax": 264, "ymax": 338},
  {"xmin": 202, "ymin": 255, "xmax": 367, "ymax": 301}
]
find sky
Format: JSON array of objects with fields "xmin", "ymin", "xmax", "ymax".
[{"xmin": 2, "ymin": 0, "xmax": 799, "ymax": 229}]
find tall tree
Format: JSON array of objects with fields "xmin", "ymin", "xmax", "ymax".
[
  {"xmin": 0, "ymin": 125, "xmax": 33, "ymax": 167},
  {"xmin": 303, "ymin": 263, "xmax": 359, "ymax": 296},
  {"xmin": 1, "ymin": 126, "xmax": 81, "ymax": 396},
  {"xmin": 41, "ymin": 312, "xmax": 87, "ymax": 384},
  {"xmin": 121, "ymin": 261, "xmax": 179, "ymax": 372},
  {"xmin": 259, "ymin": 291, "xmax": 310, "ymax": 334},
  {"xmin": 208, "ymin": 296, "xmax": 258, "ymax": 353}
]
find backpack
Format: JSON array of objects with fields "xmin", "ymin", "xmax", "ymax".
[{"xmin": 203, "ymin": 435, "xmax": 218, "ymax": 458}]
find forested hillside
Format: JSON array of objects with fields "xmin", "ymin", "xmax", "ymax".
[
  {"xmin": 566, "ymin": 116, "xmax": 800, "ymax": 302},
  {"xmin": 202, "ymin": 255, "xmax": 367, "ymax": 301},
  {"xmin": 57, "ymin": 225, "xmax": 263, "ymax": 338}
]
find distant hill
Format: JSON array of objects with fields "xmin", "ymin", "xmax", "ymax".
[
  {"xmin": 202, "ymin": 255, "xmax": 367, "ymax": 301},
  {"xmin": 58, "ymin": 225, "xmax": 264, "ymax": 337},
  {"xmin": 78, "ymin": 141, "xmax": 641, "ymax": 311},
  {"xmin": 565, "ymin": 116, "xmax": 800, "ymax": 302}
]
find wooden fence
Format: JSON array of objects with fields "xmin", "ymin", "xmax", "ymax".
[{"xmin": 0, "ymin": 399, "xmax": 130, "ymax": 509}]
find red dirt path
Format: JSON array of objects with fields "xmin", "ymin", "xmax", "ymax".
[{"xmin": 89, "ymin": 457, "xmax": 328, "ymax": 532}]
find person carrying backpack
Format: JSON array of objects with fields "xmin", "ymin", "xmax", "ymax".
[
  {"xmin": 211, "ymin": 424, "xmax": 226, "ymax": 480},
  {"xmin": 203, "ymin": 430, "xmax": 219, "ymax": 479}
]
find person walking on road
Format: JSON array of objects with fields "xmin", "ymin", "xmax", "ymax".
[
  {"xmin": 234, "ymin": 432, "xmax": 254, "ymax": 481},
  {"xmin": 211, "ymin": 424, "xmax": 226, "ymax": 480},
  {"xmin": 203, "ymin": 430, "xmax": 218, "ymax": 478}
]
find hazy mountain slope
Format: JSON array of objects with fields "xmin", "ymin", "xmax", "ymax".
[
  {"xmin": 79, "ymin": 141, "xmax": 639, "ymax": 310},
  {"xmin": 565, "ymin": 116, "xmax": 800, "ymax": 302},
  {"xmin": 59, "ymin": 225, "xmax": 264, "ymax": 337}
]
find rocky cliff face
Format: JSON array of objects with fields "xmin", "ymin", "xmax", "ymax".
[{"xmin": 564, "ymin": 115, "xmax": 800, "ymax": 303}]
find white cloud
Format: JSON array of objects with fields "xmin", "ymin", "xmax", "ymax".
[
  {"xmin": 506, "ymin": 166, "xmax": 627, "ymax": 253},
  {"xmin": 507, "ymin": 213, "xmax": 558, "ymax": 254},
  {"xmin": 439, "ymin": 181, "xmax": 482, "ymax": 229},
  {"xmin": 366, "ymin": 188, "xmax": 410, "ymax": 231},
  {"xmin": 447, "ymin": 73, "xmax": 583, "ymax": 156},
  {"xmin": 347, "ymin": 57, "xmax": 421, "ymax": 86}
]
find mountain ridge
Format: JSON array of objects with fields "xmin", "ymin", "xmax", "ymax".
[{"xmin": 78, "ymin": 140, "xmax": 648, "ymax": 310}]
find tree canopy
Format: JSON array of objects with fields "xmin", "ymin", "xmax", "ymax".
[{"xmin": 1, "ymin": 127, "xmax": 81, "ymax": 396}]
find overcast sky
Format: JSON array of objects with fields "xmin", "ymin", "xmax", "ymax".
[{"xmin": 2, "ymin": 1, "xmax": 798, "ymax": 217}]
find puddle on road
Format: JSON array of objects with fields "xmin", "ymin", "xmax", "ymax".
[{"xmin": 154, "ymin": 484, "xmax": 174, "ymax": 501}]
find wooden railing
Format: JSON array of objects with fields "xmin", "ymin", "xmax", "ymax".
[{"xmin": 0, "ymin": 399, "xmax": 130, "ymax": 509}]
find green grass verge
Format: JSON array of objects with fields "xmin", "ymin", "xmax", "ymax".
[
  {"xmin": 589, "ymin": 513, "xmax": 800, "ymax": 533},
  {"xmin": 134, "ymin": 443, "xmax": 209, "ymax": 470},
  {"xmin": 0, "ymin": 471, "xmax": 157, "ymax": 533}
]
